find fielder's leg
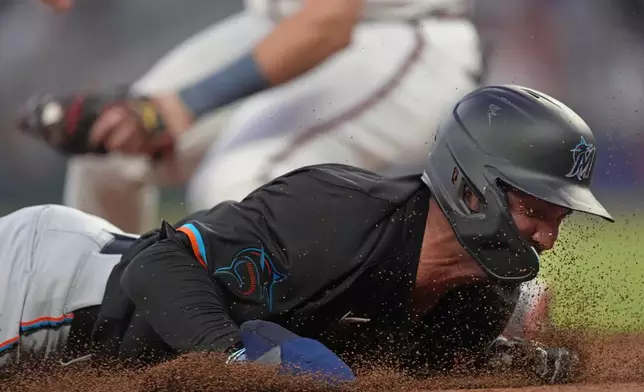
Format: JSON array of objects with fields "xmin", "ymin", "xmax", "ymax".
[
  {"xmin": 63, "ymin": 155, "xmax": 156, "ymax": 233},
  {"xmin": 62, "ymin": 11, "xmax": 273, "ymax": 232},
  {"xmin": 188, "ymin": 18, "xmax": 483, "ymax": 210}
]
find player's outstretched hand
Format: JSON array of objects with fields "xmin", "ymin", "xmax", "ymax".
[
  {"xmin": 226, "ymin": 320, "xmax": 356, "ymax": 386},
  {"xmin": 484, "ymin": 336, "xmax": 580, "ymax": 385},
  {"xmin": 532, "ymin": 345, "xmax": 580, "ymax": 385}
]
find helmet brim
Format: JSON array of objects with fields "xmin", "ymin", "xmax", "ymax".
[{"xmin": 489, "ymin": 165, "xmax": 614, "ymax": 223}]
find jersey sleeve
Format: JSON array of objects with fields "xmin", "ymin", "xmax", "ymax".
[{"xmin": 120, "ymin": 225, "xmax": 241, "ymax": 354}]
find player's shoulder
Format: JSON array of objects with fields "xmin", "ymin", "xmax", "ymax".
[{"xmin": 271, "ymin": 163, "xmax": 425, "ymax": 205}]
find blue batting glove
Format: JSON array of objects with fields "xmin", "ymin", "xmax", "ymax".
[{"xmin": 227, "ymin": 320, "xmax": 355, "ymax": 385}]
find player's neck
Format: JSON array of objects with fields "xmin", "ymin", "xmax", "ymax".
[{"xmin": 409, "ymin": 199, "xmax": 487, "ymax": 321}]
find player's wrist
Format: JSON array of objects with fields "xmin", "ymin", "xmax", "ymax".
[
  {"xmin": 151, "ymin": 93, "xmax": 194, "ymax": 138},
  {"xmin": 177, "ymin": 52, "xmax": 271, "ymax": 120}
]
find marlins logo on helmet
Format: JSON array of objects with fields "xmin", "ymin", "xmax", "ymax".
[{"xmin": 565, "ymin": 136, "xmax": 596, "ymax": 181}]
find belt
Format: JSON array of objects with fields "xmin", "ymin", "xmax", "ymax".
[{"xmin": 100, "ymin": 232, "xmax": 137, "ymax": 255}]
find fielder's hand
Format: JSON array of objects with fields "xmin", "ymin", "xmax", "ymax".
[
  {"xmin": 485, "ymin": 336, "xmax": 580, "ymax": 384},
  {"xmin": 16, "ymin": 87, "xmax": 176, "ymax": 159}
]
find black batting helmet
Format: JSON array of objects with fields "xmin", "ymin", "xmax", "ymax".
[{"xmin": 421, "ymin": 85, "xmax": 613, "ymax": 283}]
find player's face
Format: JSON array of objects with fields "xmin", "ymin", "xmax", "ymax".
[{"xmin": 506, "ymin": 189, "xmax": 572, "ymax": 254}]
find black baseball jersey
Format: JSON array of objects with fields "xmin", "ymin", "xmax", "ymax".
[{"xmin": 91, "ymin": 164, "xmax": 518, "ymax": 371}]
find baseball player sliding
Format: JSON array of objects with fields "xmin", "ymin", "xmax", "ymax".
[
  {"xmin": 5, "ymin": 86, "xmax": 612, "ymax": 385},
  {"xmin": 25, "ymin": 0, "xmax": 482, "ymax": 233}
]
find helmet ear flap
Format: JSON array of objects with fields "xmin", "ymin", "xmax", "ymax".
[{"xmin": 425, "ymin": 157, "xmax": 540, "ymax": 282}]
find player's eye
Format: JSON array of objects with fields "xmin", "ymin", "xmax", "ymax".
[{"xmin": 529, "ymin": 211, "xmax": 543, "ymax": 220}]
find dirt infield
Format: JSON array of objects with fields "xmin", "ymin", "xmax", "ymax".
[
  {"xmin": 3, "ymin": 332, "xmax": 643, "ymax": 392},
  {"xmin": 443, "ymin": 384, "xmax": 644, "ymax": 392}
]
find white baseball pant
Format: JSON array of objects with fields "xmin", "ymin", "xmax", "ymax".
[{"xmin": 0, "ymin": 205, "xmax": 129, "ymax": 367}]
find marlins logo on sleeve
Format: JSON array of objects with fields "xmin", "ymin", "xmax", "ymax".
[{"xmin": 215, "ymin": 247, "xmax": 288, "ymax": 312}]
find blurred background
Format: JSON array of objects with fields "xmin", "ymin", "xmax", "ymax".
[{"xmin": 0, "ymin": 0, "xmax": 643, "ymax": 331}]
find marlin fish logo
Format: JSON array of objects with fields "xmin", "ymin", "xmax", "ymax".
[
  {"xmin": 487, "ymin": 104, "xmax": 502, "ymax": 127},
  {"xmin": 214, "ymin": 247, "xmax": 287, "ymax": 311},
  {"xmin": 565, "ymin": 136, "xmax": 596, "ymax": 181}
]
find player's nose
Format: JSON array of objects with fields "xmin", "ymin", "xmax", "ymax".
[{"xmin": 531, "ymin": 226, "xmax": 559, "ymax": 252}]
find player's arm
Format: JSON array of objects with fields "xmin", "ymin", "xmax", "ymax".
[
  {"xmin": 19, "ymin": 0, "xmax": 363, "ymax": 156},
  {"xmin": 521, "ymin": 284, "xmax": 553, "ymax": 340},
  {"xmin": 502, "ymin": 281, "xmax": 553, "ymax": 340},
  {"xmin": 119, "ymin": 221, "xmax": 355, "ymax": 382},
  {"xmin": 170, "ymin": 0, "xmax": 364, "ymax": 128},
  {"xmin": 253, "ymin": 0, "xmax": 362, "ymax": 85},
  {"xmin": 120, "ymin": 225, "xmax": 242, "ymax": 354}
]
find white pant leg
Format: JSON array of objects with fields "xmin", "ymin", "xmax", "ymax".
[
  {"xmin": 188, "ymin": 18, "xmax": 483, "ymax": 210},
  {"xmin": 0, "ymin": 205, "xmax": 130, "ymax": 367},
  {"xmin": 63, "ymin": 155, "xmax": 157, "ymax": 234},
  {"xmin": 63, "ymin": 11, "xmax": 273, "ymax": 232}
]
